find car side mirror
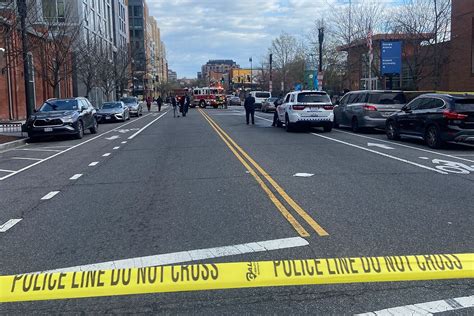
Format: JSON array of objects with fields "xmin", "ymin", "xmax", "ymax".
[
  {"xmin": 81, "ymin": 106, "xmax": 88, "ymax": 112},
  {"xmin": 402, "ymin": 105, "xmax": 411, "ymax": 112},
  {"xmin": 33, "ymin": 108, "xmax": 38, "ymax": 113}
]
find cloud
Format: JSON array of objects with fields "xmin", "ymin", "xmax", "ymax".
[{"xmin": 147, "ymin": 0, "xmax": 400, "ymax": 78}]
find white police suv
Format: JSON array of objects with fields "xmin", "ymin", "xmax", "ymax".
[{"xmin": 276, "ymin": 90, "xmax": 334, "ymax": 132}]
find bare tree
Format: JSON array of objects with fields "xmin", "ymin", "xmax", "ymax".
[
  {"xmin": 96, "ymin": 47, "xmax": 116, "ymax": 101},
  {"xmin": 31, "ymin": 2, "xmax": 82, "ymax": 97},
  {"xmin": 75, "ymin": 38, "xmax": 100, "ymax": 97},
  {"xmin": 389, "ymin": 0, "xmax": 451, "ymax": 89},
  {"xmin": 269, "ymin": 32, "xmax": 304, "ymax": 93}
]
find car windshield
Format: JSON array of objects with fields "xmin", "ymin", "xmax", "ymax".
[
  {"xmin": 297, "ymin": 93, "xmax": 330, "ymax": 103},
  {"xmin": 121, "ymin": 98, "xmax": 136, "ymax": 104},
  {"xmin": 368, "ymin": 93, "xmax": 406, "ymax": 104},
  {"xmin": 255, "ymin": 92, "xmax": 271, "ymax": 98},
  {"xmin": 39, "ymin": 100, "xmax": 78, "ymax": 111},
  {"xmin": 454, "ymin": 99, "xmax": 474, "ymax": 112},
  {"xmin": 102, "ymin": 103, "xmax": 122, "ymax": 109}
]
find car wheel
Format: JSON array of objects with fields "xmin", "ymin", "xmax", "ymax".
[
  {"xmin": 199, "ymin": 101, "xmax": 206, "ymax": 109},
  {"xmin": 213, "ymin": 105, "xmax": 218, "ymax": 109},
  {"xmin": 351, "ymin": 117, "xmax": 360, "ymax": 133},
  {"xmin": 386, "ymin": 120, "xmax": 400, "ymax": 140},
  {"xmin": 285, "ymin": 115, "xmax": 294, "ymax": 132},
  {"xmin": 425, "ymin": 125, "xmax": 443, "ymax": 149},
  {"xmin": 127, "ymin": 112, "xmax": 130, "ymax": 120},
  {"xmin": 89, "ymin": 118, "xmax": 98, "ymax": 134},
  {"xmin": 323, "ymin": 125, "xmax": 332, "ymax": 132},
  {"xmin": 75, "ymin": 120, "xmax": 84, "ymax": 139}
]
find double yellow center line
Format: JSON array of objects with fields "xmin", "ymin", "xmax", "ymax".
[{"xmin": 199, "ymin": 109, "xmax": 328, "ymax": 238}]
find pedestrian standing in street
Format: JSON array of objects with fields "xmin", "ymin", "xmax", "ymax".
[
  {"xmin": 146, "ymin": 96, "xmax": 152, "ymax": 112},
  {"xmin": 244, "ymin": 92, "xmax": 256, "ymax": 125},
  {"xmin": 179, "ymin": 95, "xmax": 185, "ymax": 116},
  {"xmin": 272, "ymin": 95, "xmax": 283, "ymax": 127},
  {"xmin": 172, "ymin": 96, "xmax": 179, "ymax": 117},
  {"xmin": 183, "ymin": 93, "xmax": 190, "ymax": 117},
  {"xmin": 157, "ymin": 95, "xmax": 163, "ymax": 112}
]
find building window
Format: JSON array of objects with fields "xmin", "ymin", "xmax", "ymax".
[{"xmin": 42, "ymin": 0, "xmax": 65, "ymax": 22}]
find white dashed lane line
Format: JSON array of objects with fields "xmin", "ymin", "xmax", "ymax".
[
  {"xmin": 88, "ymin": 162, "xmax": 99, "ymax": 167},
  {"xmin": 102, "ymin": 153, "xmax": 111, "ymax": 157},
  {"xmin": 0, "ymin": 219, "xmax": 22, "ymax": 233},
  {"xmin": 41, "ymin": 191, "xmax": 60, "ymax": 200},
  {"xmin": 69, "ymin": 174, "xmax": 83, "ymax": 180},
  {"xmin": 10, "ymin": 157, "xmax": 42, "ymax": 161},
  {"xmin": 113, "ymin": 147, "xmax": 120, "ymax": 150},
  {"xmin": 121, "ymin": 141, "xmax": 127, "ymax": 144}
]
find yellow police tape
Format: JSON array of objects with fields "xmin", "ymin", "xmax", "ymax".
[{"xmin": 1, "ymin": 253, "xmax": 473, "ymax": 303}]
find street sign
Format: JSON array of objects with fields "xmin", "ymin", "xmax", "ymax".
[{"xmin": 381, "ymin": 41, "xmax": 402, "ymax": 75}]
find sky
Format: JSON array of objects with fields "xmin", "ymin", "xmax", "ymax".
[{"xmin": 147, "ymin": 0, "xmax": 404, "ymax": 78}]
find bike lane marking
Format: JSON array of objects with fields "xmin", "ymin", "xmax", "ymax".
[
  {"xmin": 333, "ymin": 128, "xmax": 474, "ymax": 164},
  {"xmin": 0, "ymin": 113, "xmax": 155, "ymax": 181}
]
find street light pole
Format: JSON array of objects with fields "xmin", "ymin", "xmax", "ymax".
[
  {"xmin": 249, "ymin": 57, "xmax": 253, "ymax": 90},
  {"xmin": 269, "ymin": 53, "xmax": 273, "ymax": 93},
  {"xmin": 18, "ymin": 0, "xmax": 34, "ymax": 118}
]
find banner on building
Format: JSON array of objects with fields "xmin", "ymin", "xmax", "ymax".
[{"xmin": 381, "ymin": 41, "xmax": 402, "ymax": 75}]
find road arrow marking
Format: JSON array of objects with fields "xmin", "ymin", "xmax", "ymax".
[
  {"xmin": 367, "ymin": 142, "xmax": 394, "ymax": 150},
  {"xmin": 105, "ymin": 135, "xmax": 120, "ymax": 140}
]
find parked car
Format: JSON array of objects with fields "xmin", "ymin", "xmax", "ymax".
[
  {"xmin": 333, "ymin": 90, "xmax": 407, "ymax": 132},
  {"xmin": 386, "ymin": 94, "xmax": 474, "ymax": 148},
  {"xmin": 276, "ymin": 90, "xmax": 334, "ymax": 132},
  {"xmin": 227, "ymin": 96, "xmax": 242, "ymax": 106},
  {"xmin": 249, "ymin": 91, "xmax": 271, "ymax": 109},
  {"xmin": 261, "ymin": 97, "xmax": 279, "ymax": 112},
  {"xmin": 120, "ymin": 97, "xmax": 142, "ymax": 116},
  {"xmin": 25, "ymin": 97, "xmax": 98, "ymax": 140},
  {"xmin": 97, "ymin": 101, "xmax": 130, "ymax": 122}
]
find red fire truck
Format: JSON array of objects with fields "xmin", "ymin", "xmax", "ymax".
[{"xmin": 191, "ymin": 86, "xmax": 226, "ymax": 108}]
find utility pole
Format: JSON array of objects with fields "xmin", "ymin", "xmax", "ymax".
[
  {"xmin": 318, "ymin": 27, "xmax": 324, "ymax": 73},
  {"xmin": 269, "ymin": 53, "xmax": 273, "ymax": 93},
  {"xmin": 249, "ymin": 57, "xmax": 253, "ymax": 90},
  {"xmin": 18, "ymin": 0, "xmax": 34, "ymax": 118}
]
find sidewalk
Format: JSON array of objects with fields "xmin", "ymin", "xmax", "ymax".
[{"xmin": 0, "ymin": 121, "xmax": 27, "ymax": 150}]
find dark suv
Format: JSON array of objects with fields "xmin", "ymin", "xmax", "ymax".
[
  {"xmin": 26, "ymin": 97, "xmax": 98, "ymax": 140},
  {"xmin": 386, "ymin": 94, "xmax": 474, "ymax": 148},
  {"xmin": 334, "ymin": 90, "xmax": 409, "ymax": 132}
]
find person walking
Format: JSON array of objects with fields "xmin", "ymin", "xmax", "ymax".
[
  {"xmin": 244, "ymin": 92, "xmax": 256, "ymax": 125},
  {"xmin": 157, "ymin": 95, "xmax": 163, "ymax": 112},
  {"xmin": 183, "ymin": 94, "xmax": 190, "ymax": 117},
  {"xmin": 146, "ymin": 96, "xmax": 152, "ymax": 112},
  {"xmin": 179, "ymin": 95, "xmax": 185, "ymax": 116}
]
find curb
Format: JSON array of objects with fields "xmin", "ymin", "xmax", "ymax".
[{"xmin": 0, "ymin": 138, "xmax": 28, "ymax": 152}]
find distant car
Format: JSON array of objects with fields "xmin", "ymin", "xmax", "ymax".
[
  {"xmin": 97, "ymin": 101, "xmax": 130, "ymax": 122},
  {"xmin": 227, "ymin": 96, "xmax": 241, "ymax": 106},
  {"xmin": 386, "ymin": 94, "xmax": 474, "ymax": 148},
  {"xmin": 333, "ymin": 90, "xmax": 408, "ymax": 132},
  {"xmin": 25, "ymin": 97, "xmax": 98, "ymax": 140},
  {"xmin": 120, "ymin": 97, "xmax": 142, "ymax": 116},
  {"xmin": 276, "ymin": 90, "xmax": 334, "ymax": 132},
  {"xmin": 261, "ymin": 97, "xmax": 279, "ymax": 112},
  {"xmin": 249, "ymin": 91, "xmax": 271, "ymax": 109}
]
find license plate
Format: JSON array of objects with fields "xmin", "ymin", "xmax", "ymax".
[
  {"xmin": 106, "ymin": 116, "xmax": 111, "ymax": 120},
  {"xmin": 44, "ymin": 128, "xmax": 53, "ymax": 132},
  {"xmin": 382, "ymin": 112, "xmax": 393, "ymax": 117}
]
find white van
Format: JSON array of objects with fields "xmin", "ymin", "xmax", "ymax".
[{"xmin": 249, "ymin": 91, "xmax": 271, "ymax": 109}]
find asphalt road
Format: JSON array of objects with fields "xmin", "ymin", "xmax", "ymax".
[{"xmin": 0, "ymin": 105, "xmax": 472, "ymax": 314}]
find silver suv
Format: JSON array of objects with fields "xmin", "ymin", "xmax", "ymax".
[{"xmin": 333, "ymin": 90, "xmax": 407, "ymax": 132}]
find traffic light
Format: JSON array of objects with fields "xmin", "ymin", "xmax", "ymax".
[{"xmin": 221, "ymin": 77, "xmax": 225, "ymax": 84}]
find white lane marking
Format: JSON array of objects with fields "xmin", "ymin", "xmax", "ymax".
[
  {"xmin": 128, "ymin": 111, "xmax": 168, "ymax": 140},
  {"xmin": 88, "ymin": 161, "xmax": 99, "ymax": 166},
  {"xmin": 255, "ymin": 115, "xmax": 273, "ymax": 122},
  {"xmin": 367, "ymin": 142, "xmax": 394, "ymax": 150},
  {"xmin": 113, "ymin": 146, "xmax": 120, "ymax": 150},
  {"xmin": 356, "ymin": 295, "xmax": 474, "ymax": 315},
  {"xmin": 334, "ymin": 129, "xmax": 474, "ymax": 163},
  {"xmin": 121, "ymin": 141, "xmax": 127, "ymax": 144},
  {"xmin": 0, "ymin": 113, "xmax": 154, "ymax": 181},
  {"xmin": 453, "ymin": 154, "xmax": 474, "ymax": 157},
  {"xmin": 41, "ymin": 191, "xmax": 60, "ymax": 200},
  {"xmin": 69, "ymin": 174, "xmax": 83, "ymax": 180},
  {"xmin": 11, "ymin": 157, "xmax": 43, "ymax": 161},
  {"xmin": 102, "ymin": 153, "xmax": 111, "ymax": 157},
  {"xmin": 15, "ymin": 148, "xmax": 62, "ymax": 152},
  {"xmin": 40, "ymin": 237, "xmax": 309, "ymax": 273},
  {"xmin": 0, "ymin": 219, "xmax": 22, "ymax": 232},
  {"xmin": 105, "ymin": 135, "xmax": 120, "ymax": 140},
  {"xmin": 0, "ymin": 169, "xmax": 15, "ymax": 173},
  {"xmin": 293, "ymin": 173, "xmax": 314, "ymax": 177},
  {"xmin": 311, "ymin": 133, "xmax": 448, "ymax": 174}
]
